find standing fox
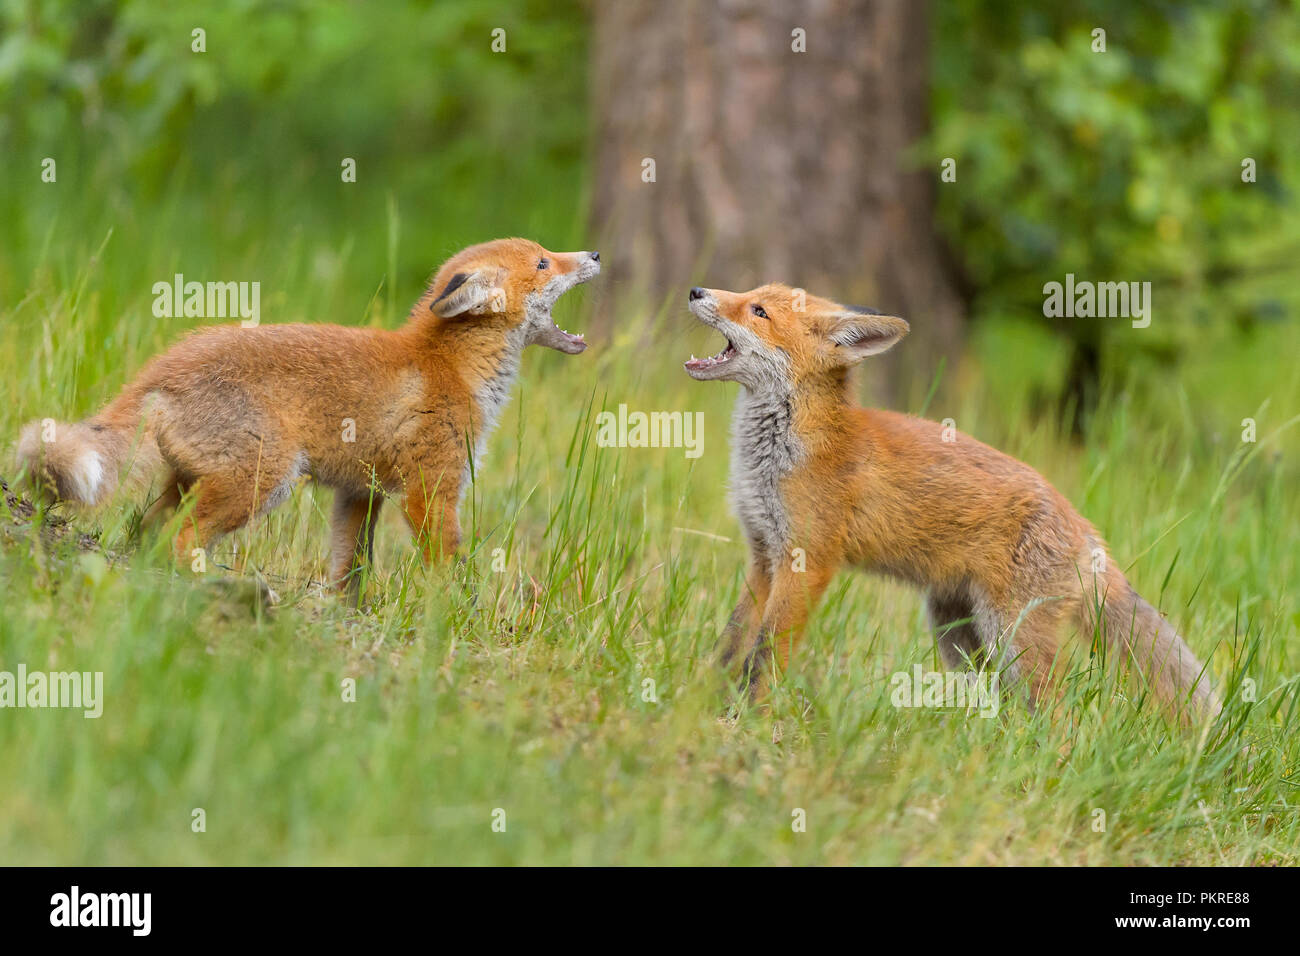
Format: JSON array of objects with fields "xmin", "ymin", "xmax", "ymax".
[
  {"xmin": 684, "ymin": 284, "xmax": 1220, "ymax": 721},
  {"xmin": 17, "ymin": 238, "xmax": 600, "ymax": 596}
]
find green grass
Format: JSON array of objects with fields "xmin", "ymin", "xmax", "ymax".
[{"xmin": 1, "ymin": 200, "xmax": 1298, "ymax": 866}]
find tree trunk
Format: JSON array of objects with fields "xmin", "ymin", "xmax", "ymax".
[{"xmin": 589, "ymin": 0, "xmax": 965, "ymax": 401}]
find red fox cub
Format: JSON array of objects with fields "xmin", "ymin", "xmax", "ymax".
[
  {"xmin": 684, "ymin": 284, "xmax": 1220, "ymax": 721},
  {"xmin": 18, "ymin": 238, "xmax": 600, "ymax": 596}
]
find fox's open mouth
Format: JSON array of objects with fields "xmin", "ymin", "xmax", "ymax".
[
  {"xmin": 541, "ymin": 322, "xmax": 587, "ymax": 354},
  {"xmin": 528, "ymin": 256, "xmax": 599, "ymax": 354},
  {"xmin": 686, "ymin": 338, "xmax": 738, "ymax": 379},
  {"xmin": 557, "ymin": 326, "xmax": 586, "ymax": 347},
  {"xmin": 684, "ymin": 340, "xmax": 736, "ymax": 373}
]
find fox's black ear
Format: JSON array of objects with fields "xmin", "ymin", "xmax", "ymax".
[
  {"xmin": 430, "ymin": 268, "xmax": 507, "ymax": 318},
  {"xmin": 826, "ymin": 309, "xmax": 908, "ymax": 365}
]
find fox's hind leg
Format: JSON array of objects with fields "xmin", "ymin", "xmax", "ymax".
[
  {"xmin": 962, "ymin": 588, "xmax": 1080, "ymax": 715},
  {"xmin": 170, "ymin": 450, "xmax": 305, "ymax": 565},
  {"xmin": 926, "ymin": 590, "xmax": 982, "ymax": 669},
  {"xmin": 142, "ymin": 470, "xmax": 189, "ymax": 527},
  {"xmin": 153, "ymin": 394, "xmax": 305, "ymax": 566},
  {"xmin": 1000, "ymin": 595, "xmax": 1076, "ymax": 706},
  {"xmin": 172, "ymin": 475, "xmax": 253, "ymax": 564},
  {"xmin": 930, "ymin": 589, "xmax": 1073, "ymax": 714}
]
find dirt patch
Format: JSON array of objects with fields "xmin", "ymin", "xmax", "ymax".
[{"xmin": 0, "ymin": 476, "xmax": 103, "ymax": 554}]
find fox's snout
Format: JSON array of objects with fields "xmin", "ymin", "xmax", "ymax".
[
  {"xmin": 553, "ymin": 249, "xmax": 601, "ymax": 277},
  {"xmin": 570, "ymin": 250, "xmax": 601, "ymax": 281}
]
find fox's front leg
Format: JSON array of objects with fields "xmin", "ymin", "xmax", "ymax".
[
  {"xmin": 330, "ymin": 491, "xmax": 383, "ymax": 602},
  {"xmin": 718, "ymin": 559, "xmax": 772, "ymax": 667},
  {"xmin": 400, "ymin": 468, "xmax": 461, "ymax": 563},
  {"xmin": 741, "ymin": 557, "xmax": 836, "ymax": 698}
]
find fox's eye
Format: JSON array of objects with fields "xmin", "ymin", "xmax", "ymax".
[
  {"xmin": 537, "ymin": 258, "xmax": 549, "ymax": 270},
  {"xmin": 751, "ymin": 304, "xmax": 769, "ymax": 319}
]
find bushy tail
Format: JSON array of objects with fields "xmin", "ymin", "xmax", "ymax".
[
  {"xmin": 1098, "ymin": 572, "xmax": 1222, "ymax": 722},
  {"xmin": 15, "ymin": 390, "xmax": 163, "ymax": 508}
]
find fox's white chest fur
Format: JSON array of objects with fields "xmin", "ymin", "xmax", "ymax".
[
  {"xmin": 469, "ymin": 289, "xmax": 558, "ymax": 466},
  {"xmin": 462, "ymin": 324, "xmax": 527, "ymax": 500},
  {"xmin": 471, "ymin": 326, "xmax": 527, "ymax": 459},
  {"xmin": 729, "ymin": 388, "xmax": 803, "ymax": 568}
]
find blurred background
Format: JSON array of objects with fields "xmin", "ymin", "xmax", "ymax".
[{"xmin": 2, "ymin": 0, "xmax": 1297, "ymax": 424}]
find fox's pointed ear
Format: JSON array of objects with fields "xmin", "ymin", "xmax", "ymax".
[
  {"xmin": 826, "ymin": 308, "xmax": 909, "ymax": 365},
  {"xmin": 429, "ymin": 268, "xmax": 507, "ymax": 318}
]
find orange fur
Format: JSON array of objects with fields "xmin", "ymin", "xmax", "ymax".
[
  {"xmin": 16, "ymin": 238, "xmax": 600, "ymax": 599},
  {"xmin": 686, "ymin": 284, "xmax": 1219, "ymax": 722}
]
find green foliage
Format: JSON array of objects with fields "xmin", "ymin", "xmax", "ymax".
[
  {"xmin": 0, "ymin": 0, "xmax": 590, "ymax": 323},
  {"xmin": 929, "ymin": 0, "xmax": 1300, "ymax": 390}
]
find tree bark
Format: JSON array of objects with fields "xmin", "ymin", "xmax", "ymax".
[{"xmin": 590, "ymin": 0, "xmax": 964, "ymax": 400}]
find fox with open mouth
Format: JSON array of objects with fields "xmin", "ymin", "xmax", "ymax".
[
  {"xmin": 17, "ymin": 237, "xmax": 600, "ymax": 599},
  {"xmin": 685, "ymin": 283, "xmax": 1218, "ymax": 722}
]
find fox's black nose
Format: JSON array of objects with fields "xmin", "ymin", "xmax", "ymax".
[
  {"xmin": 589, "ymin": 250, "xmax": 599, "ymax": 261},
  {"xmin": 689, "ymin": 287, "xmax": 706, "ymax": 301}
]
